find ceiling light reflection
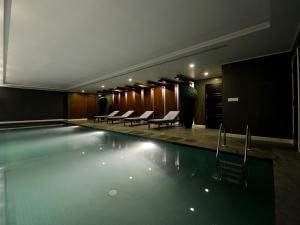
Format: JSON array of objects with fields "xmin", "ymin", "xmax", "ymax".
[{"xmin": 140, "ymin": 142, "xmax": 156, "ymax": 150}]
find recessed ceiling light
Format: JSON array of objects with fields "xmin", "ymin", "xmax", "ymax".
[
  {"xmin": 204, "ymin": 72, "xmax": 209, "ymax": 76},
  {"xmin": 81, "ymin": 89, "xmax": 85, "ymax": 93},
  {"xmin": 189, "ymin": 63, "xmax": 195, "ymax": 68},
  {"xmin": 128, "ymin": 78, "xmax": 132, "ymax": 82},
  {"xmin": 101, "ymin": 85, "xmax": 105, "ymax": 88}
]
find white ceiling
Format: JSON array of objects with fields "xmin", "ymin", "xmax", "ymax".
[{"xmin": 1, "ymin": 0, "xmax": 300, "ymax": 92}]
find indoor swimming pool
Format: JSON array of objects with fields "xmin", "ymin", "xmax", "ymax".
[{"xmin": 0, "ymin": 125, "xmax": 274, "ymax": 225}]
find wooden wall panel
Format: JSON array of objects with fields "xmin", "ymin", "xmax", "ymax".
[
  {"xmin": 68, "ymin": 93, "xmax": 99, "ymax": 119},
  {"xmin": 165, "ymin": 84, "xmax": 176, "ymax": 113},
  {"xmin": 127, "ymin": 91, "xmax": 135, "ymax": 111},
  {"xmin": 112, "ymin": 93, "xmax": 119, "ymax": 111},
  {"xmin": 87, "ymin": 95, "xmax": 99, "ymax": 118},
  {"xmin": 154, "ymin": 87, "xmax": 164, "ymax": 118},
  {"xmin": 135, "ymin": 90, "xmax": 142, "ymax": 115},
  {"xmin": 120, "ymin": 93, "xmax": 126, "ymax": 113},
  {"xmin": 68, "ymin": 93, "xmax": 87, "ymax": 119},
  {"xmin": 144, "ymin": 89, "xmax": 153, "ymax": 111}
]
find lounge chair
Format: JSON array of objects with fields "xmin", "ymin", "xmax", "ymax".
[
  {"xmin": 123, "ymin": 111, "xmax": 154, "ymax": 126},
  {"xmin": 147, "ymin": 111, "xmax": 180, "ymax": 129},
  {"xmin": 94, "ymin": 110, "xmax": 119, "ymax": 122},
  {"xmin": 107, "ymin": 110, "xmax": 134, "ymax": 124}
]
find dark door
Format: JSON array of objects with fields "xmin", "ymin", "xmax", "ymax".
[
  {"xmin": 292, "ymin": 51, "xmax": 299, "ymax": 147},
  {"xmin": 205, "ymin": 83, "xmax": 223, "ymax": 129}
]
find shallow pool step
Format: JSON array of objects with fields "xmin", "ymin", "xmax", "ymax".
[
  {"xmin": 222, "ymin": 176, "xmax": 243, "ymax": 185},
  {"xmin": 221, "ymin": 169, "xmax": 242, "ymax": 179},
  {"xmin": 219, "ymin": 160, "xmax": 243, "ymax": 168},
  {"xmin": 218, "ymin": 159, "xmax": 245, "ymax": 186},
  {"xmin": 219, "ymin": 164, "xmax": 243, "ymax": 173}
]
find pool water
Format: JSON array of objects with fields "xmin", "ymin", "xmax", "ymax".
[{"xmin": 0, "ymin": 125, "xmax": 274, "ymax": 225}]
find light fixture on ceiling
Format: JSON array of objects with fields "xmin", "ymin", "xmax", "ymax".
[
  {"xmin": 204, "ymin": 72, "xmax": 209, "ymax": 76},
  {"xmin": 189, "ymin": 63, "xmax": 195, "ymax": 68},
  {"xmin": 128, "ymin": 78, "xmax": 132, "ymax": 82},
  {"xmin": 101, "ymin": 85, "xmax": 105, "ymax": 88},
  {"xmin": 81, "ymin": 89, "xmax": 85, "ymax": 93}
]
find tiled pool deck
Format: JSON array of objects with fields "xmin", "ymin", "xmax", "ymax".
[{"xmin": 68, "ymin": 120, "xmax": 300, "ymax": 225}]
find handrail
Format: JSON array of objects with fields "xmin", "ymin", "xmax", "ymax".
[
  {"xmin": 216, "ymin": 123, "xmax": 226, "ymax": 162},
  {"xmin": 244, "ymin": 125, "xmax": 251, "ymax": 164},
  {"xmin": 247, "ymin": 129, "xmax": 251, "ymax": 150}
]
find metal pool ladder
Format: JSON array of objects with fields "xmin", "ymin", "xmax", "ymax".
[{"xmin": 215, "ymin": 124, "xmax": 251, "ymax": 187}]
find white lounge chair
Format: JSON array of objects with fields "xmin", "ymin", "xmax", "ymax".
[
  {"xmin": 107, "ymin": 110, "xmax": 134, "ymax": 124},
  {"xmin": 94, "ymin": 110, "xmax": 119, "ymax": 122},
  {"xmin": 147, "ymin": 111, "xmax": 180, "ymax": 129},
  {"xmin": 123, "ymin": 111, "xmax": 154, "ymax": 126}
]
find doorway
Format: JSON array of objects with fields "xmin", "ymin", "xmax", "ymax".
[
  {"xmin": 205, "ymin": 83, "xmax": 223, "ymax": 129},
  {"xmin": 292, "ymin": 47, "xmax": 299, "ymax": 150}
]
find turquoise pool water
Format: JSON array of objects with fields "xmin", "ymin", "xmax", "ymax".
[{"xmin": 0, "ymin": 125, "xmax": 274, "ymax": 225}]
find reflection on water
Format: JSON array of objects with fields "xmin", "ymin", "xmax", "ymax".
[{"xmin": 0, "ymin": 125, "xmax": 275, "ymax": 225}]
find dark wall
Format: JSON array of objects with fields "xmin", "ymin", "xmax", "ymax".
[
  {"xmin": 222, "ymin": 52, "xmax": 292, "ymax": 139},
  {"xmin": 292, "ymin": 28, "xmax": 300, "ymax": 52},
  {"xmin": 0, "ymin": 87, "xmax": 67, "ymax": 121}
]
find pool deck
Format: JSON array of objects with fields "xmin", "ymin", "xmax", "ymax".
[{"xmin": 68, "ymin": 120, "xmax": 300, "ymax": 225}]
